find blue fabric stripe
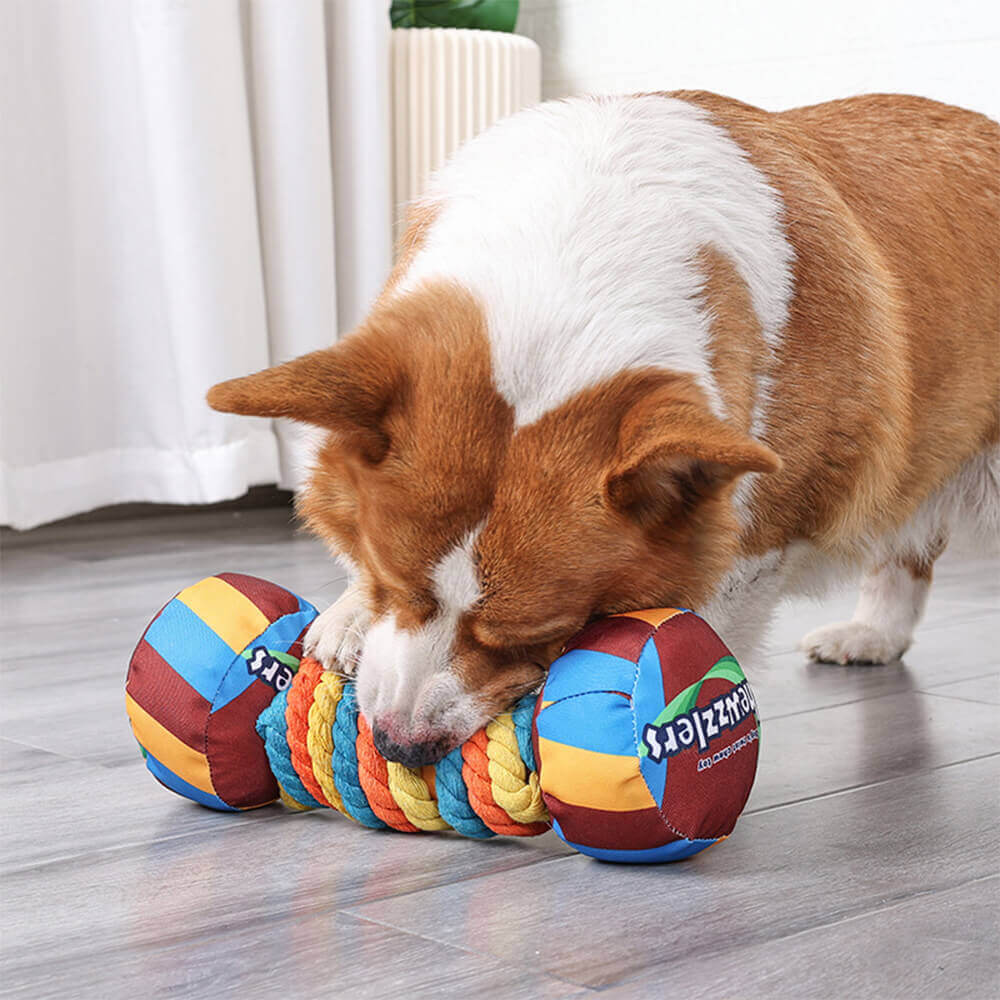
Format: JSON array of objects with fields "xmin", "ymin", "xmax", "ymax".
[
  {"xmin": 552, "ymin": 819, "xmax": 717, "ymax": 863},
  {"xmin": 145, "ymin": 599, "xmax": 238, "ymax": 703},
  {"xmin": 298, "ymin": 595, "xmax": 319, "ymax": 618},
  {"xmin": 635, "ymin": 636, "xmax": 668, "ymax": 808},
  {"xmin": 542, "ymin": 648, "xmax": 636, "ymax": 705},
  {"xmin": 535, "ymin": 690, "xmax": 636, "ymax": 757},
  {"xmin": 145, "ymin": 752, "xmax": 237, "ymax": 812},
  {"xmin": 210, "ymin": 608, "xmax": 317, "ymax": 712}
]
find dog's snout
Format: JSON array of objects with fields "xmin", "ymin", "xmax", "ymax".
[{"xmin": 371, "ymin": 724, "xmax": 454, "ymax": 768}]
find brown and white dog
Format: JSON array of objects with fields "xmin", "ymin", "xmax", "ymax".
[{"xmin": 209, "ymin": 92, "xmax": 999, "ymax": 768}]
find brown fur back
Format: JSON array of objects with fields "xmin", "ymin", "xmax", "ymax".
[{"xmin": 671, "ymin": 91, "xmax": 1000, "ymax": 556}]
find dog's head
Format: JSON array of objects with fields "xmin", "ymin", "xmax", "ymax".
[{"xmin": 207, "ymin": 286, "xmax": 780, "ymax": 765}]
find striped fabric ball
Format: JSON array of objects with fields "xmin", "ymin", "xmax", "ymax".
[
  {"xmin": 125, "ymin": 574, "xmax": 318, "ymax": 811},
  {"xmin": 533, "ymin": 608, "xmax": 760, "ymax": 862}
]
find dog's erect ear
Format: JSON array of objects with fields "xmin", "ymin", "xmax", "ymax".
[
  {"xmin": 206, "ymin": 340, "xmax": 405, "ymax": 464},
  {"xmin": 606, "ymin": 385, "xmax": 781, "ymax": 528}
]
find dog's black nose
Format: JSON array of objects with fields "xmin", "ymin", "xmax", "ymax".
[{"xmin": 371, "ymin": 725, "xmax": 452, "ymax": 768}]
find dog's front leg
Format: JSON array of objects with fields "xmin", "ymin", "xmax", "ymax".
[
  {"xmin": 304, "ymin": 582, "xmax": 372, "ymax": 676},
  {"xmin": 698, "ymin": 550, "xmax": 786, "ymax": 671}
]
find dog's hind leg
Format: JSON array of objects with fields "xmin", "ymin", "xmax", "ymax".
[
  {"xmin": 801, "ymin": 446, "xmax": 999, "ymax": 665},
  {"xmin": 800, "ymin": 533, "xmax": 947, "ymax": 665}
]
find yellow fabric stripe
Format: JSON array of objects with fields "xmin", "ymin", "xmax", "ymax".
[
  {"xmin": 125, "ymin": 693, "xmax": 215, "ymax": 795},
  {"xmin": 537, "ymin": 737, "xmax": 655, "ymax": 812},
  {"xmin": 613, "ymin": 608, "xmax": 684, "ymax": 628},
  {"xmin": 176, "ymin": 576, "xmax": 271, "ymax": 653}
]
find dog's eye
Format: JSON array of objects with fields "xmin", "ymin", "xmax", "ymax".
[
  {"xmin": 502, "ymin": 663, "xmax": 548, "ymax": 699},
  {"xmin": 405, "ymin": 591, "xmax": 438, "ymax": 621},
  {"xmin": 378, "ymin": 584, "xmax": 437, "ymax": 624},
  {"xmin": 473, "ymin": 618, "xmax": 581, "ymax": 652},
  {"xmin": 474, "ymin": 562, "xmax": 494, "ymax": 606}
]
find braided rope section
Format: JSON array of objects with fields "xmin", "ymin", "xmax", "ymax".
[{"xmin": 256, "ymin": 657, "xmax": 550, "ymax": 838}]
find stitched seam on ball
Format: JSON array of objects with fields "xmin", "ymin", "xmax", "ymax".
[
  {"xmin": 632, "ymin": 631, "xmax": 692, "ymax": 843},
  {"xmin": 652, "ymin": 615, "xmax": 700, "ymax": 840},
  {"xmin": 205, "ymin": 625, "xmax": 269, "ymax": 807},
  {"xmin": 203, "ymin": 654, "xmax": 237, "ymax": 802},
  {"xmin": 534, "ymin": 689, "xmax": 632, "ymax": 713},
  {"xmin": 206, "ymin": 651, "xmax": 246, "ymax": 803}
]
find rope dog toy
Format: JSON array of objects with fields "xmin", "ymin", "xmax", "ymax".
[
  {"xmin": 126, "ymin": 573, "xmax": 760, "ymax": 862},
  {"xmin": 259, "ymin": 657, "xmax": 547, "ymax": 836}
]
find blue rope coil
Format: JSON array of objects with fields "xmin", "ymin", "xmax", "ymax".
[
  {"xmin": 256, "ymin": 691, "xmax": 322, "ymax": 809},
  {"xmin": 433, "ymin": 744, "xmax": 494, "ymax": 839},
  {"xmin": 330, "ymin": 685, "xmax": 387, "ymax": 829},
  {"xmin": 511, "ymin": 693, "xmax": 537, "ymax": 773}
]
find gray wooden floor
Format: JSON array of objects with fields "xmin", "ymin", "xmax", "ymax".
[{"xmin": 2, "ymin": 506, "xmax": 998, "ymax": 999}]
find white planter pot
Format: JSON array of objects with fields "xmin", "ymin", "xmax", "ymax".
[{"xmin": 391, "ymin": 28, "xmax": 542, "ymax": 234}]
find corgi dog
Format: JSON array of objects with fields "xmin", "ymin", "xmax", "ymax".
[{"xmin": 208, "ymin": 92, "xmax": 999, "ymax": 768}]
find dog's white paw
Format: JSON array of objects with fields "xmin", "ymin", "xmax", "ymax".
[
  {"xmin": 304, "ymin": 586, "xmax": 371, "ymax": 676},
  {"xmin": 800, "ymin": 621, "xmax": 909, "ymax": 666}
]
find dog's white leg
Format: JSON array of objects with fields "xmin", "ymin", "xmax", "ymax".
[
  {"xmin": 304, "ymin": 583, "xmax": 372, "ymax": 675},
  {"xmin": 801, "ymin": 544, "xmax": 944, "ymax": 665},
  {"xmin": 699, "ymin": 549, "xmax": 786, "ymax": 671}
]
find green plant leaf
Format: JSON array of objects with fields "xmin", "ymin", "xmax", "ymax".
[{"xmin": 390, "ymin": 0, "xmax": 519, "ymax": 32}]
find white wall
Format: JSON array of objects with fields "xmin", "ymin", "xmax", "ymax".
[{"xmin": 517, "ymin": 0, "xmax": 999, "ymax": 120}]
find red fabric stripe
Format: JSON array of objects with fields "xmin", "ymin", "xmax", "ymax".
[
  {"xmin": 660, "ymin": 676, "xmax": 759, "ymax": 840},
  {"xmin": 531, "ymin": 690, "xmax": 544, "ymax": 782},
  {"xmin": 215, "ymin": 572, "xmax": 302, "ymax": 623},
  {"xmin": 288, "ymin": 624, "xmax": 311, "ymax": 664},
  {"xmin": 563, "ymin": 616, "xmax": 655, "ymax": 662},
  {"xmin": 653, "ymin": 613, "xmax": 734, "ymax": 696},
  {"xmin": 545, "ymin": 794, "xmax": 679, "ymax": 851},
  {"xmin": 205, "ymin": 683, "xmax": 280, "ymax": 809},
  {"xmin": 660, "ymin": 737, "xmax": 757, "ymax": 840},
  {"xmin": 126, "ymin": 639, "xmax": 210, "ymax": 752}
]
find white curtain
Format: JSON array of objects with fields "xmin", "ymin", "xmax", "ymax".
[{"xmin": 0, "ymin": 0, "xmax": 392, "ymax": 530}]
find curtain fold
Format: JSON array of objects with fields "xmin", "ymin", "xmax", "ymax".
[{"xmin": 0, "ymin": 0, "xmax": 392, "ymax": 530}]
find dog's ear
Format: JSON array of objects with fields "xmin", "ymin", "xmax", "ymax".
[
  {"xmin": 206, "ymin": 339, "xmax": 406, "ymax": 465},
  {"xmin": 606, "ymin": 385, "xmax": 781, "ymax": 528}
]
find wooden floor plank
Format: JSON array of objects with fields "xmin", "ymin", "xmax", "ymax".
[
  {"xmin": 3, "ymin": 903, "xmax": 585, "ymax": 1000},
  {"xmin": 346, "ymin": 757, "xmax": 1000, "ymax": 991},
  {"xmin": 600, "ymin": 875, "xmax": 1000, "ymax": 999},
  {"xmin": 2, "ymin": 507, "xmax": 997, "ymax": 998}
]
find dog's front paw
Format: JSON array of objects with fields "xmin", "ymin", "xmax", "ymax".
[
  {"xmin": 304, "ymin": 586, "xmax": 371, "ymax": 676},
  {"xmin": 800, "ymin": 621, "xmax": 909, "ymax": 666}
]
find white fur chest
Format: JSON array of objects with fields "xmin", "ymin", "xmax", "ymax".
[{"xmin": 396, "ymin": 95, "xmax": 794, "ymax": 429}]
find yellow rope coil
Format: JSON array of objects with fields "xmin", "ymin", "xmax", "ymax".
[
  {"xmin": 306, "ymin": 672, "xmax": 349, "ymax": 817},
  {"xmin": 485, "ymin": 713, "xmax": 548, "ymax": 824},
  {"xmin": 278, "ymin": 783, "xmax": 312, "ymax": 811},
  {"xmin": 385, "ymin": 761, "xmax": 451, "ymax": 831}
]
